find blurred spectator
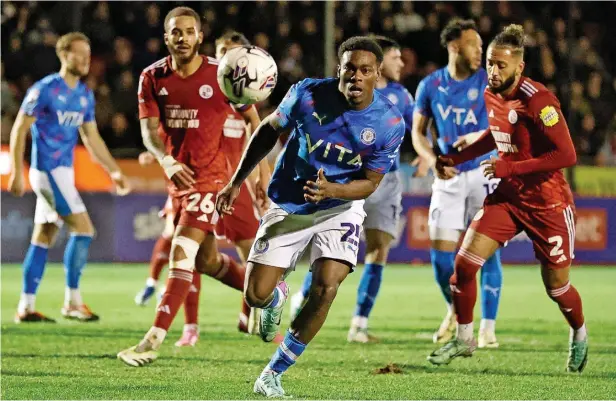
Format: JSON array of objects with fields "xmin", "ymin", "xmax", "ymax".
[
  {"xmin": 393, "ymin": 2, "xmax": 425, "ymax": 34},
  {"xmin": 1, "ymin": 0, "xmax": 613, "ymax": 164},
  {"xmin": 84, "ymin": 2, "xmax": 115, "ymax": 54}
]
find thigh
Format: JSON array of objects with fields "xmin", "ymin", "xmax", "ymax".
[
  {"xmin": 247, "ymin": 205, "xmax": 314, "ymax": 269},
  {"xmin": 429, "ymin": 175, "xmax": 466, "ymax": 230},
  {"xmin": 47, "ymin": 166, "xmax": 86, "ymax": 217},
  {"xmin": 468, "ymin": 198, "xmax": 521, "ymax": 247},
  {"xmin": 176, "ymin": 190, "xmax": 220, "ymax": 234},
  {"xmin": 310, "ymin": 202, "xmax": 366, "ymax": 270},
  {"xmin": 520, "ymin": 205, "xmax": 576, "ymax": 270},
  {"xmin": 215, "ymin": 182, "xmax": 260, "ymax": 243},
  {"xmin": 363, "ymin": 172, "xmax": 402, "ymax": 239}
]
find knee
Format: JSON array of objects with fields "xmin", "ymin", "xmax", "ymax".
[
  {"xmin": 170, "ymin": 236, "xmax": 200, "ymax": 271},
  {"xmin": 244, "ymin": 282, "xmax": 271, "ymax": 308},
  {"xmin": 32, "ymin": 223, "xmax": 59, "ymax": 247},
  {"xmin": 195, "ymin": 250, "xmax": 221, "ymax": 276},
  {"xmin": 452, "ymin": 252, "xmax": 481, "ymax": 285},
  {"xmin": 308, "ymin": 282, "xmax": 339, "ymax": 306}
]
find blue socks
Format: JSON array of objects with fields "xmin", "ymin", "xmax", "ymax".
[
  {"xmin": 355, "ymin": 263, "xmax": 384, "ymax": 318},
  {"xmin": 480, "ymin": 249, "xmax": 503, "ymax": 320},
  {"xmin": 300, "ymin": 271, "xmax": 313, "ymax": 298},
  {"xmin": 268, "ymin": 330, "xmax": 307, "ymax": 374},
  {"xmin": 64, "ymin": 234, "xmax": 93, "ymax": 289},
  {"xmin": 23, "ymin": 243, "xmax": 49, "ymax": 295},
  {"xmin": 430, "ymin": 249, "xmax": 455, "ymax": 304}
]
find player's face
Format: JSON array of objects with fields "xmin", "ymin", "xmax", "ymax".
[
  {"xmin": 338, "ymin": 50, "xmax": 381, "ymax": 109},
  {"xmin": 64, "ymin": 40, "xmax": 91, "ymax": 77},
  {"xmin": 215, "ymin": 40, "xmax": 241, "ymax": 60},
  {"xmin": 456, "ymin": 29, "xmax": 483, "ymax": 73},
  {"xmin": 486, "ymin": 45, "xmax": 525, "ymax": 94},
  {"xmin": 164, "ymin": 16, "xmax": 203, "ymax": 63},
  {"xmin": 381, "ymin": 48, "xmax": 404, "ymax": 82}
]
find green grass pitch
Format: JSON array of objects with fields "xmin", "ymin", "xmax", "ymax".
[{"xmin": 2, "ymin": 264, "xmax": 616, "ymax": 400}]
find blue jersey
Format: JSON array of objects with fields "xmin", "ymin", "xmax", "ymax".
[
  {"xmin": 269, "ymin": 78, "xmax": 405, "ymax": 215},
  {"xmin": 376, "ymin": 81, "xmax": 414, "ymax": 171},
  {"xmin": 414, "ymin": 67, "xmax": 496, "ymax": 172},
  {"xmin": 20, "ymin": 73, "xmax": 96, "ymax": 172}
]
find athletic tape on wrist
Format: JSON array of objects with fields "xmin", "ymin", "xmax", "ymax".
[{"xmin": 160, "ymin": 155, "xmax": 183, "ymax": 179}]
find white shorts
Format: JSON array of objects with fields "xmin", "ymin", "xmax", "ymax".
[
  {"xmin": 363, "ymin": 170, "xmax": 402, "ymax": 239},
  {"xmin": 429, "ymin": 167, "xmax": 499, "ymax": 231},
  {"xmin": 247, "ymin": 201, "xmax": 367, "ymax": 270},
  {"xmin": 29, "ymin": 166, "xmax": 86, "ymax": 225}
]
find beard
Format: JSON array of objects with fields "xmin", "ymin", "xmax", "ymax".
[
  {"xmin": 488, "ymin": 74, "xmax": 516, "ymax": 94},
  {"xmin": 169, "ymin": 43, "xmax": 199, "ymax": 64},
  {"xmin": 67, "ymin": 65, "xmax": 86, "ymax": 78}
]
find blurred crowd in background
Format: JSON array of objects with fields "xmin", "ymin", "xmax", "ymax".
[{"xmin": 2, "ymin": 1, "xmax": 615, "ymax": 165}]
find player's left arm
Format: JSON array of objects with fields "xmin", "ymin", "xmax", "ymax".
[
  {"xmin": 304, "ymin": 119, "xmax": 405, "ymax": 203},
  {"xmin": 486, "ymin": 93, "xmax": 576, "ymax": 178},
  {"xmin": 79, "ymin": 120, "xmax": 131, "ymax": 195}
]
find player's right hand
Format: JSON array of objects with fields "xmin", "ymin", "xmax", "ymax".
[
  {"xmin": 170, "ymin": 163, "xmax": 196, "ymax": 190},
  {"xmin": 216, "ymin": 183, "xmax": 241, "ymax": 216},
  {"xmin": 138, "ymin": 151, "xmax": 156, "ymax": 166},
  {"xmin": 435, "ymin": 156, "xmax": 459, "ymax": 180},
  {"xmin": 8, "ymin": 172, "xmax": 25, "ymax": 197}
]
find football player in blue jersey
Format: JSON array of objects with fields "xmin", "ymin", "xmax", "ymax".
[
  {"xmin": 288, "ymin": 36, "xmax": 417, "ymax": 343},
  {"xmin": 216, "ymin": 36, "xmax": 405, "ymax": 397},
  {"xmin": 8, "ymin": 32, "xmax": 131, "ymax": 323},
  {"xmin": 411, "ymin": 19, "xmax": 503, "ymax": 348}
]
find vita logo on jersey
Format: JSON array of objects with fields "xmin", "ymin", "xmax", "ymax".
[
  {"xmin": 57, "ymin": 111, "xmax": 84, "ymax": 126},
  {"xmin": 305, "ymin": 133, "xmax": 363, "ymax": 167},
  {"xmin": 436, "ymin": 104, "xmax": 478, "ymax": 126}
]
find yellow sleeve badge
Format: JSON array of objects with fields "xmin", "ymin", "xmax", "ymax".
[{"xmin": 539, "ymin": 105, "xmax": 559, "ymax": 127}]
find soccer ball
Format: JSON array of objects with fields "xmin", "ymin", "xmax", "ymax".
[{"xmin": 217, "ymin": 46, "xmax": 278, "ymax": 105}]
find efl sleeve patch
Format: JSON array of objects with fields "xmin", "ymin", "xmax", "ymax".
[{"xmin": 539, "ymin": 105, "xmax": 559, "ymax": 127}]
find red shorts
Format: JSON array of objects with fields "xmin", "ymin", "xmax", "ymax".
[
  {"xmin": 470, "ymin": 196, "xmax": 576, "ymax": 269},
  {"xmin": 173, "ymin": 185, "xmax": 223, "ymax": 233},
  {"xmin": 215, "ymin": 182, "xmax": 259, "ymax": 243}
]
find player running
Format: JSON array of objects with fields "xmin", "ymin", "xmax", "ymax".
[
  {"xmin": 411, "ymin": 19, "xmax": 503, "ymax": 347},
  {"xmin": 8, "ymin": 32, "xmax": 131, "ymax": 323},
  {"xmin": 427, "ymin": 24, "xmax": 588, "ymax": 373},
  {"xmin": 288, "ymin": 36, "xmax": 415, "ymax": 343},
  {"xmin": 216, "ymin": 36, "xmax": 406, "ymax": 397},
  {"xmin": 117, "ymin": 7, "xmax": 266, "ymax": 365}
]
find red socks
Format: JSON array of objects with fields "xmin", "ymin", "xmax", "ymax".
[
  {"xmin": 184, "ymin": 271, "xmax": 202, "ymax": 325},
  {"xmin": 547, "ymin": 282, "xmax": 585, "ymax": 329},
  {"xmin": 154, "ymin": 269, "xmax": 193, "ymax": 330},
  {"xmin": 450, "ymin": 248, "xmax": 484, "ymax": 325}
]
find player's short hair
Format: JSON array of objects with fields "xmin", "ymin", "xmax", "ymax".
[
  {"xmin": 164, "ymin": 6, "xmax": 201, "ymax": 31},
  {"xmin": 338, "ymin": 36, "xmax": 383, "ymax": 64},
  {"xmin": 216, "ymin": 31, "xmax": 250, "ymax": 47},
  {"xmin": 490, "ymin": 24, "xmax": 526, "ymax": 57},
  {"xmin": 440, "ymin": 18, "xmax": 478, "ymax": 48},
  {"xmin": 370, "ymin": 35, "xmax": 400, "ymax": 54},
  {"xmin": 55, "ymin": 32, "xmax": 90, "ymax": 57}
]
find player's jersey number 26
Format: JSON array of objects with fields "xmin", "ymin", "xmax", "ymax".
[{"xmin": 186, "ymin": 192, "xmax": 216, "ymax": 223}]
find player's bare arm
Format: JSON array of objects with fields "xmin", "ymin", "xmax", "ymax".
[
  {"xmin": 436, "ymin": 128, "xmax": 495, "ymax": 179},
  {"xmin": 79, "ymin": 121, "xmax": 131, "ymax": 195},
  {"xmin": 140, "ymin": 116, "xmax": 195, "ymax": 190},
  {"xmin": 239, "ymin": 105, "xmax": 271, "ymax": 211},
  {"xmin": 303, "ymin": 168, "xmax": 384, "ymax": 203},
  {"xmin": 216, "ymin": 112, "xmax": 285, "ymax": 215},
  {"xmin": 8, "ymin": 111, "xmax": 36, "ymax": 197},
  {"xmin": 412, "ymin": 111, "xmax": 458, "ymax": 179},
  {"xmin": 138, "ymin": 151, "xmax": 156, "ymax": 166}
]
